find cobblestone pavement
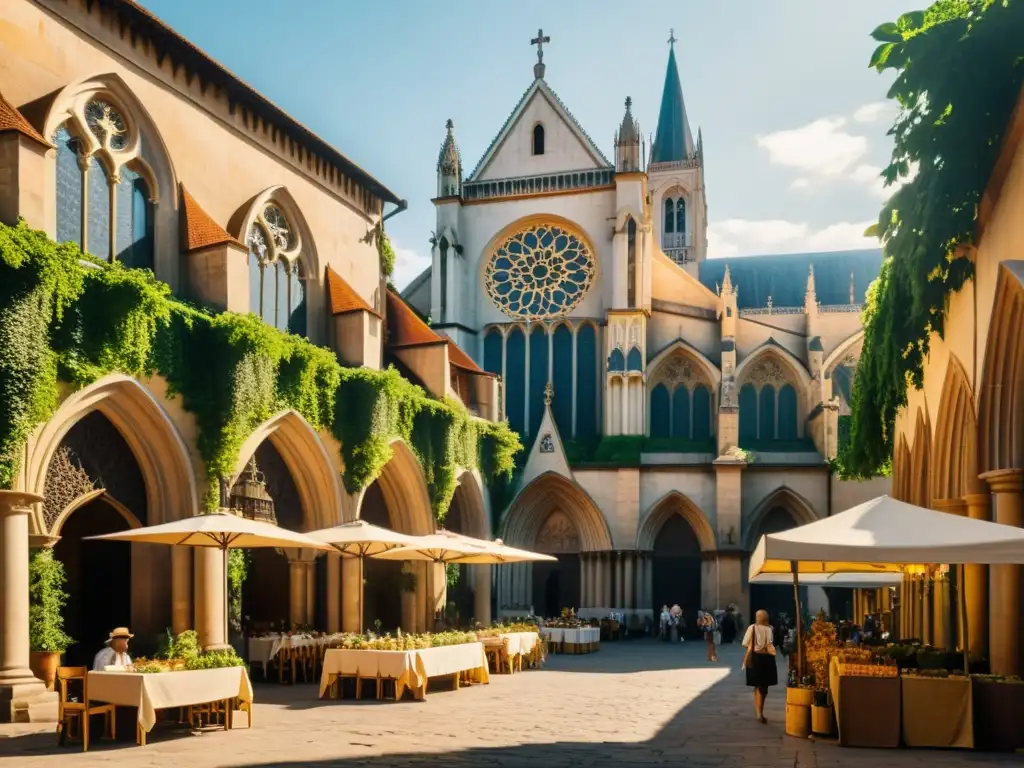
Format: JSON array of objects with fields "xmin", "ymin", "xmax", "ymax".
[{"xmin": 1, "ymin": 640, "xmax": 1020, "ymax": 767}]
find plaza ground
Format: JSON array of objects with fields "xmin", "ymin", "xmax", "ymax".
[{"xmin": 0, "ymin": 641, "xmax": 1018, "ymax": 767}]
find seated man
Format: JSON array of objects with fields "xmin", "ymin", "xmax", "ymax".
[{"xmin": 92, "ymin": 627, "xmax": 134, "ymax": 670}]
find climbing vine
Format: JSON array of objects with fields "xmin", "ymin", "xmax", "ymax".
[
  {"xmin": 0, "ymin": 219, "xmax": 520, "ymax": 519},
  {"xmin": 846, "ymin": 0, "xmax": 1024, "ymax": 477},
  {"xmin": 377, "ymin": 228, "xmax": 396, "ymax": 278}
]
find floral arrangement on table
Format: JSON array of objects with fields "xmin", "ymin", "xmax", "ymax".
[
  {"xmin": 901, "ymin": 667, "xmax": 967, "ymax": 678},
  {"xmin": 473, "ymin": 622, "xmax": 539, "ymax": 638},
  {"xmin": 542, "ymin": 608, "xmax": 598, "ymax": 629},
  {"xmin": 133, "ymin": 630, "xmax": 246, "ymax": 674},
  {"xmin": 331, "ymin": 629, "xmax": 480, "ymax": 652}
]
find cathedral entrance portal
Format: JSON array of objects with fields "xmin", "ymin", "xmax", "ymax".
[
  {"xmin": 652, "ymin": 515, "xmax": 702, "ymax": 638},
  {"xmin": 359, "ymin": 482, "xmax": 404, "ymax": 632},
  {"xmin": 531, "ymin": 510, "xmax": 581, "ymax": 617}
]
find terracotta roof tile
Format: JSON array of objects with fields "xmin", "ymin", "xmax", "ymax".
[
  {"xmin": 181, "ymin": 186, "xmax": 244, "ymax": 252},
  {"xmin": 0, "ymin": 92, "xmax": 50, "ymax": 147},
  {"xmin": 326, "ymin": 266, "xmax": 378, "ymax": 316},
  {"xmin": 386, "ymin": 290, "xmax": 443, "ymax": 348},
  {"xmin": 446, "ymin": 339, "xmax": 494, "ymax": 377}
]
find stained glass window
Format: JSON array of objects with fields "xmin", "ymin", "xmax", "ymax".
[
  {"xmin": 115, "ymin": 167, "xmax": 153, "ymax": 270},
  {"xmin": 246, "ymin": 205, "xmax": 306, "ymax": 337},
  {"xmin": 54, "ymin": 125, "xmax": 82, "ymax": 248},
  {"xmin": 552, "ymin": 324, "xmax": 573, "ymax": 438},
  {"xmin": 86, "ymin": 155, "xmax": 111, "ymax": 260},
  {"xmin": 288, "ymin": 261, "xmax": 307, "ymax": 337},
  {"xmin": 627, "ymin": 217, "xmax": 637, "ymax": 307},
  {"xmin": 575, "ymin": 324, "xmax": 597, "ymax": 438},
  {"xmin": 672, "ymin": 386, "xmax": 690, "ymax": 439},
  {"xmin": 484, "ymin": 222, "xmax": 595, "ymax": 319},
  {"xmin": 85, "ymin": 100, "xmax": 128, "ymax": 151},
  {"xmin": 650, "ymin": 384, "xmax": 670, "ymax": 438},
  {"xmin": 663, "ymin": 198, "xmax": 674, "ymax": 234},
  {"xmin": 676, "ymin": 198, "xmax": 686, "ymax": 234}
]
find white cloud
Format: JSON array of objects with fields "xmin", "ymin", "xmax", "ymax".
[
  {"xmin": 790, "ymin": 177, "xmax": 811, "ymax": 191},
  {"xmin": 756, "ymin": 117, "xmax": 868, "ymax": 178},
  {"xmin": 853, "ymin": 102, "xmax": 895, "ymax": 124},
  {"xmin": 390, "ymin": 239, "xmax": 432, "ymax": 290},
  {"xmin": 708, "ymin": 218, "xmax": 876, "ymax": 259}
]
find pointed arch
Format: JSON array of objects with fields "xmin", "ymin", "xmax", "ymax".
[
  {"xmin": 446, "ymin": 469, "xmax": 491, "ymax": 538},
  {"xmin": 50, "ymin": 490, "xmax": 142, "ymax": 537},
  {"xmin": 231, "ymin": 185, "xmax": 320, "ymax": 278},
  {"xmin": 501, "ymin": 471, "xmax": 612, "ymax": 551},
  {"xmin": 743, "ymin": 486, "xmax": 818, "ymax": 550},
  {"xmin": 355, "ymin": 439, "xmax": 434, "ymax": 536},
  {"xmin": 909, "ymin": 407, "xmax": 932, "ymax": 509},
  {"xmin": 893, "ymin": 433, "xmax": 913, "ymax": 503},
  {"xmin": 823, "ymin": 330, "xmax": 865, "ymax": 374},
  {"xmin": 646, "ymin": 339, "xmax": 722, "ymax": 392},
  {"xmin": 24, "ymin": 374, "xmax": 198, "ymax": 531},
  {"xmin": 234, "ymin": 410, "xmax": 342, "ymax": 530},
  {"xmin": 979, "ymin": 261, "xmax": 1024, "ymax": 473},
  {"xmin": 637, "ymin": 491, "xmax": 715, "ymax": 552},
  {"xmin": 932, "ymin": 355, "xmax": 983, "ymax": 501},
  {"xmin": 734, "ymin": 341, "xmax": 813, "ymax": 390}
]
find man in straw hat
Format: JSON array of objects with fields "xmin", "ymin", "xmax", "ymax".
[{"xmin": 92, "ymin": 627, "xmax": 134, "ymax": 670}]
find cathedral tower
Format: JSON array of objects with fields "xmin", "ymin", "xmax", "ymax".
[
  {"xmin": 430, "ymin": 119, "xmax": 469, "ymax": 346},
  {"xmin": 647, "ymin": 31, "xmax": 707, "ymax": 276}
]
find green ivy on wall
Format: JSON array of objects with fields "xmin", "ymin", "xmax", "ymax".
[
  {"xmin": 0, "ymin": 219, "xmax": 520, "ymax": 519},
  {"xmin": 847, "ymin": 0, "xmax": 1024, "ymax": 478}
]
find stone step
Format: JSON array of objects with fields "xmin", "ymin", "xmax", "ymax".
[{"xmin": 12, "ymin": 690, "xmax": 58, "ymax": 724}]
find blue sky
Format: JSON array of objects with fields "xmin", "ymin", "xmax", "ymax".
[{"xmin": 139, "ymin": 0, "xmax": 910, "ymax": 288}]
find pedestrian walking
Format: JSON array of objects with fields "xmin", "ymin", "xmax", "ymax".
[
  {"xmin": 742, "ymin": 609, "xmax": 778, "ymax": 724},
  {"xmin": 698, "ymin": 610, "xmax": 717, "ymax": 662}
]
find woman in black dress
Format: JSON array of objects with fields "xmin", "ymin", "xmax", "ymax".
[{"xmin": 742, "ymin": 609, "xmax": 778, "ymax": 724}]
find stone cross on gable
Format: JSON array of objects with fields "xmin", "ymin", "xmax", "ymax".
[{"xmin": 531, "ymin": 28, "xmax": 551, "ymax": 79}]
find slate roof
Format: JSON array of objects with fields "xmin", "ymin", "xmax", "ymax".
[
  {"xmin": 650, "ymin": 44, "xmax": 694, "ymax": 164},
  {"xmin": 326, "ymin": 266, "xmax": 378, "ymax": 317},
  {"xmin": 698, "ymin": 249, "xmax": 884, "ymax": 309}
]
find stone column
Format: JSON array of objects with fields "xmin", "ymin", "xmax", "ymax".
[
  {"xmin": 474, "ymin": 564, "xmax": 491, "ymax": 625},
  {"xmin": 603, "ymin": 553, "xmax": 614, "ymax": 609},
  {"xmin": 964, "ymin": 492, "xmax": 991, "ymax": 658},
  {"xmin": 305, "ymin": 561, "xmax": 316, "ymax": 626},
  {"xmin": 194, "ymin": 547, "xmax": 226, "ymax": 649},
  {"xmin": 634, "ymin": 553, "xmax": 645, "ymax": 611},
  {"xmin": 171, "ymin": 546, "xmax": 193, "ymax": 635},
  {"xmin": 326, "ymin": 553, "xmax": 340, "ymax": 633},
  {"xmin": 593, "ymin": 554, "xmax": 604, "ymax": 611},
  {"xmin": 0, "ymin": 491, "xmax": 48, "ymax": 722},
  {"xmin": 980, "ymin": 469, "xmax": 1024, "ymax": 675},
  {"xmin": 933, "ymin": 571, "xmax": 951, "ymax": 650},
  {"xmin": 624, "ymin": 552, "xmax": 635, "ymax": 611},
  {"xmin": 615, "ymin": 552, "xmax": 625, "ymax": 610},
  {"xmin": 288, "ymin": 560, "xmax": 307, "ymax": 628},
  {"xmin": 645, "ymin": 554, "xmax": 653, "ymax": 612},
  {"xmin": 341, "ymin": 557, "xmax": 361, "ymax": 633}
]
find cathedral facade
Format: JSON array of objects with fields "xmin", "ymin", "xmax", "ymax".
[{"xmin": 403, "ymin": 35, "xmax": 891, "ymax": 624}]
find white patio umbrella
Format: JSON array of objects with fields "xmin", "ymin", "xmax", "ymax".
[
  {"xmin": 86, "ymin": 512, "xmax": 333, "ymax": 646},
  {"xmin": 306, "ymin": 520, "xmax": 422, "ymax": 633},
  {"xmin": 748, "ymin": 495, "xmax": 1024, "ymax": 676},
  {"xmin": 372, "ymin": 530, "xmax": 495, "ymax": 564}
]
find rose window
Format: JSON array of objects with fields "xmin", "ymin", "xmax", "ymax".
[
  {"xmin": 484, "ymin": 223, "xmax": 595, "ymax": 319},
  {"xmin": 84, "ymin": 99, "xmax": 129, "ymax": 151}
]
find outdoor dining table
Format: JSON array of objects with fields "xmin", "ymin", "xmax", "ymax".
[{"xmin": 86, "ymin": 667, "xmax": 253, "ymax": 745}]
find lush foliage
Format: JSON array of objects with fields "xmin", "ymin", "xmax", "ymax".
[
  {"xmin": 135, "ymin": 630, "xmax": 244, "ymax": 672},
  {"xmin": 28, "ymin": 548, "xmax": 73, "ymax": 652},
  {"xmin": 378, "ymin": 230, "xmax": 396, "ymax": 278},
  {"xmin": 227, "ymin": 550, "xmax": 248, "ymax": 634},
  {"xmin": 847, "ymin": 0, "xmax": 1024, "ymax": 477},
  {"xmin": 0, "ymin": 220, "xmax": 519, "ymax": 519}
]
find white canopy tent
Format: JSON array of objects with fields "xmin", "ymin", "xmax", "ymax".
[
  {"xmin": 747, "ymin": 495, "xmax": 1024, "ymax": 678},
  {"xmin": 748, "ymin": 572, "xmax": 901, "ymax": 588}
]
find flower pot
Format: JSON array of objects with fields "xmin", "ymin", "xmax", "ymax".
[
  {"xmin": 30, "ymin": 650, "xmax": 61, "ymax": 691},
  {"xmin": 785, "ymin": 687, "xmax": 813, "ymax": 738},
  {"xmin": 811, "ymin": 704, "xmax": 835, "ymax": 736}
]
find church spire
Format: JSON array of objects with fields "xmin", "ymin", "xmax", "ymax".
[
  {"xmin": 614, "ymin": 96, "xmax": 640, "ymax": 172},
  {"xmin": 436, "ymin": 118, "xmax": 462, "ymax": 198},
  {"xmin": 651, "ymin": 29, "xmax": 695, "ymax": 164}
]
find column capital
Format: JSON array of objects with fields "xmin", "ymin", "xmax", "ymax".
[
  {"xmin": 932, "ymin": 498, "xmax": 967, "ymax": 515},
  {"xmin": 28, "ymin": 534, "xmax": 60, "ymax": 549},
  {"xmin": 0, "ymin": 491, "xmax": 43, "ymax": 517},
  {"xmin": 979, "ymin": 468, "xmax": 1024, "ymax": 494}
]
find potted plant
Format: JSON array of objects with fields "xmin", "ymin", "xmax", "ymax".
[{"xmin": 28, "ymin": 548, "xmax": 73, "ymax": 690}]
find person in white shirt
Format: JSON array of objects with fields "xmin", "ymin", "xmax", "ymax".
[{"xmin": 92, "ymin": 627, "xmax": 134, "ymax": 670}]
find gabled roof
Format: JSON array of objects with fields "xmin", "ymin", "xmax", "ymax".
[
  {"xmin": 446, "ymin": 338, "xmax": 494, "ymax": 377},
  {"xmin": 468, "ymin": 78, "xmax": 612, "ymax": 181},
  {"xmin": 326, "ymin": 266, "xmax": 378, "ymax": 317},
  {"xmin": 386, "ymin": 289, "xmax": 444, "ymax": 348},
  {"xmin": 651, "ymin": 44, "xmax": 694, "ymax": 164},
  {"xmin": 0, "ymin": 91, "xmax": 50, "ymax": 147},
  {"xmin": 180, "ymin": 186, "xmax": 244, "ymax": 252}
]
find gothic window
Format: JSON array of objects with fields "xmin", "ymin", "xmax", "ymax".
[
  {"xmin": 647, "ymin": 354, "xmax": 717, "ymax": 443},
  {"xmin": 552, "ymin": 324, "xmax": 573, "ymax": 437},
  {"xmin": 532, "ymin": 124, "xmax": 545, "ymax": 155},
  {"xmin": 676, "ymin": 199, "xmax": 686, "ymax": 236},
  {"xmin": 737, "ymin": 357, "xmax": 801, "ymax": 445},
  {"xmin": 608, "ymin": 348, "xmax": 625, "ymax": 372},
  {"xmin": 663, "ymin": 198, "xmax": 675, "ymax": 234},
  {"xmin": 529, "ymin": 325, "xmax": 549, "ymax": 437},
  {"xmin": 505, "ymin": 326, "xmax": 526, "ymax": 437},
  {"xmin": 626, "ymin": 346, "xmax": 642, "ymax": 371},
  {"xmin": 52, "ymin": 98, "xmax": 155, "ymax": 268},
  {"xmin": 439, "ymin": 236, "xmax": 449, "ymax": 318},
  {"xmin": 650, "ymin": 384, "xmax": 670, "ymax": 438},
  {"xmin": 484, "ymin": 221, "xmax": 596, "ymax": 320},
  {"xmin": 247, "ymin": 203, "xmax": 307, "ymax": 336},
  {"xmin": 672, "ymin": 386, "xmax": 690, "ymax": 438},
  {"xmin": 575, "ymin": 323, "xmax": 598, "ymax": 438},
  {"xmin": 627, "ymin": 217, "xmax": 637, "ymax": 307}
]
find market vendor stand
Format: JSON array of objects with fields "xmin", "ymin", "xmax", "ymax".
[{"xmin": 749, "ymin": 495, "xmax": 1024, "ymax": 746}]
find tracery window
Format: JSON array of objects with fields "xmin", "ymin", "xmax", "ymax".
[
  {"xmin": 246, "ymin": 203, "xmax": 307, "ymax": 336},
  {"xmin": 53, "ymin": 98, "xmax": 153, "ymax": 269},
  {"xmin": 648, "ymin": 354, "xmax": 715, "ymax": 442},
  {"xmin": 737, "ymin": 357, "xmax": 799, "ymax": 444},
  {"xmin": 627, "ymin": 217, "xmax": 637, "ymax": 307},
  {"xmin": 662, "ymin": 193, "xmax": 688, "ymax": 250},
  {"xmin": 484, "ymin": 222, "xmax": 595, "ymax": 320}
]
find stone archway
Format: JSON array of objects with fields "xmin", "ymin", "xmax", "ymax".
[
  {"xmin": 441, "ymin": 470, "xmax": 492, "ymax": 625},
  {"xmin": 500, "ymin": 472, "xmax": 611, "ymax": 618},
  {"xmin": 355, "ymin": 440, "xmax": 436, "ymax": 633},
  {"xmin": 23, "ymin": 375, "xmax": 198, "ymax": 653}
]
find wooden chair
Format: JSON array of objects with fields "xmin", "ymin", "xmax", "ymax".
[{"xmin": 56, "ymin": 666, "xmax": 114, "ymax": 752}]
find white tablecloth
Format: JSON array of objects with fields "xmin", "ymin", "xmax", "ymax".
[
  {"xmin": 319, "ymin": 644, "xmax": 489, "ymax": 700},
  {"xmin": 88, "ymin": 667, "xmax": 253, "ymax": 733},
  {"xmin": 501, "ymin": 631, "xmax": 540, "ymax": 657},
  {"xmin": 417, "ymin": 643, "xmax": 489, "ymax": 681},
  {"xmin": 540, "ymin": 626, "xmax": 599, "ymax": 644},
  {"xmin": 248, "ymin": 633, "xmax": 341, "ymax": 665}
]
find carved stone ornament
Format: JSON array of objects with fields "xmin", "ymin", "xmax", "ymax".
[
  {"xmin": 629, "ymin": 322, "xmax": 640, "ymax": 346},
  {"xmin": 539, "ymin": 434, "xmax": 555, "ymax": 453},
  {"xmin": 535, "ymin": 510, "xmax": 581, "ymax": 554},
  {"xmin": 744, "ymin": 357, "xmax": 787, "ymax": 388},
  {"xmin": 42, "ymin": 446, "xmax": 98, "ymax": 530},
  {"xmin": 720, "ymin": 377, "xmax": 737, "ymax": 408},
  {"xmin": 652, "ymin": 353, "xmax": 708, "ymax": 391}
]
